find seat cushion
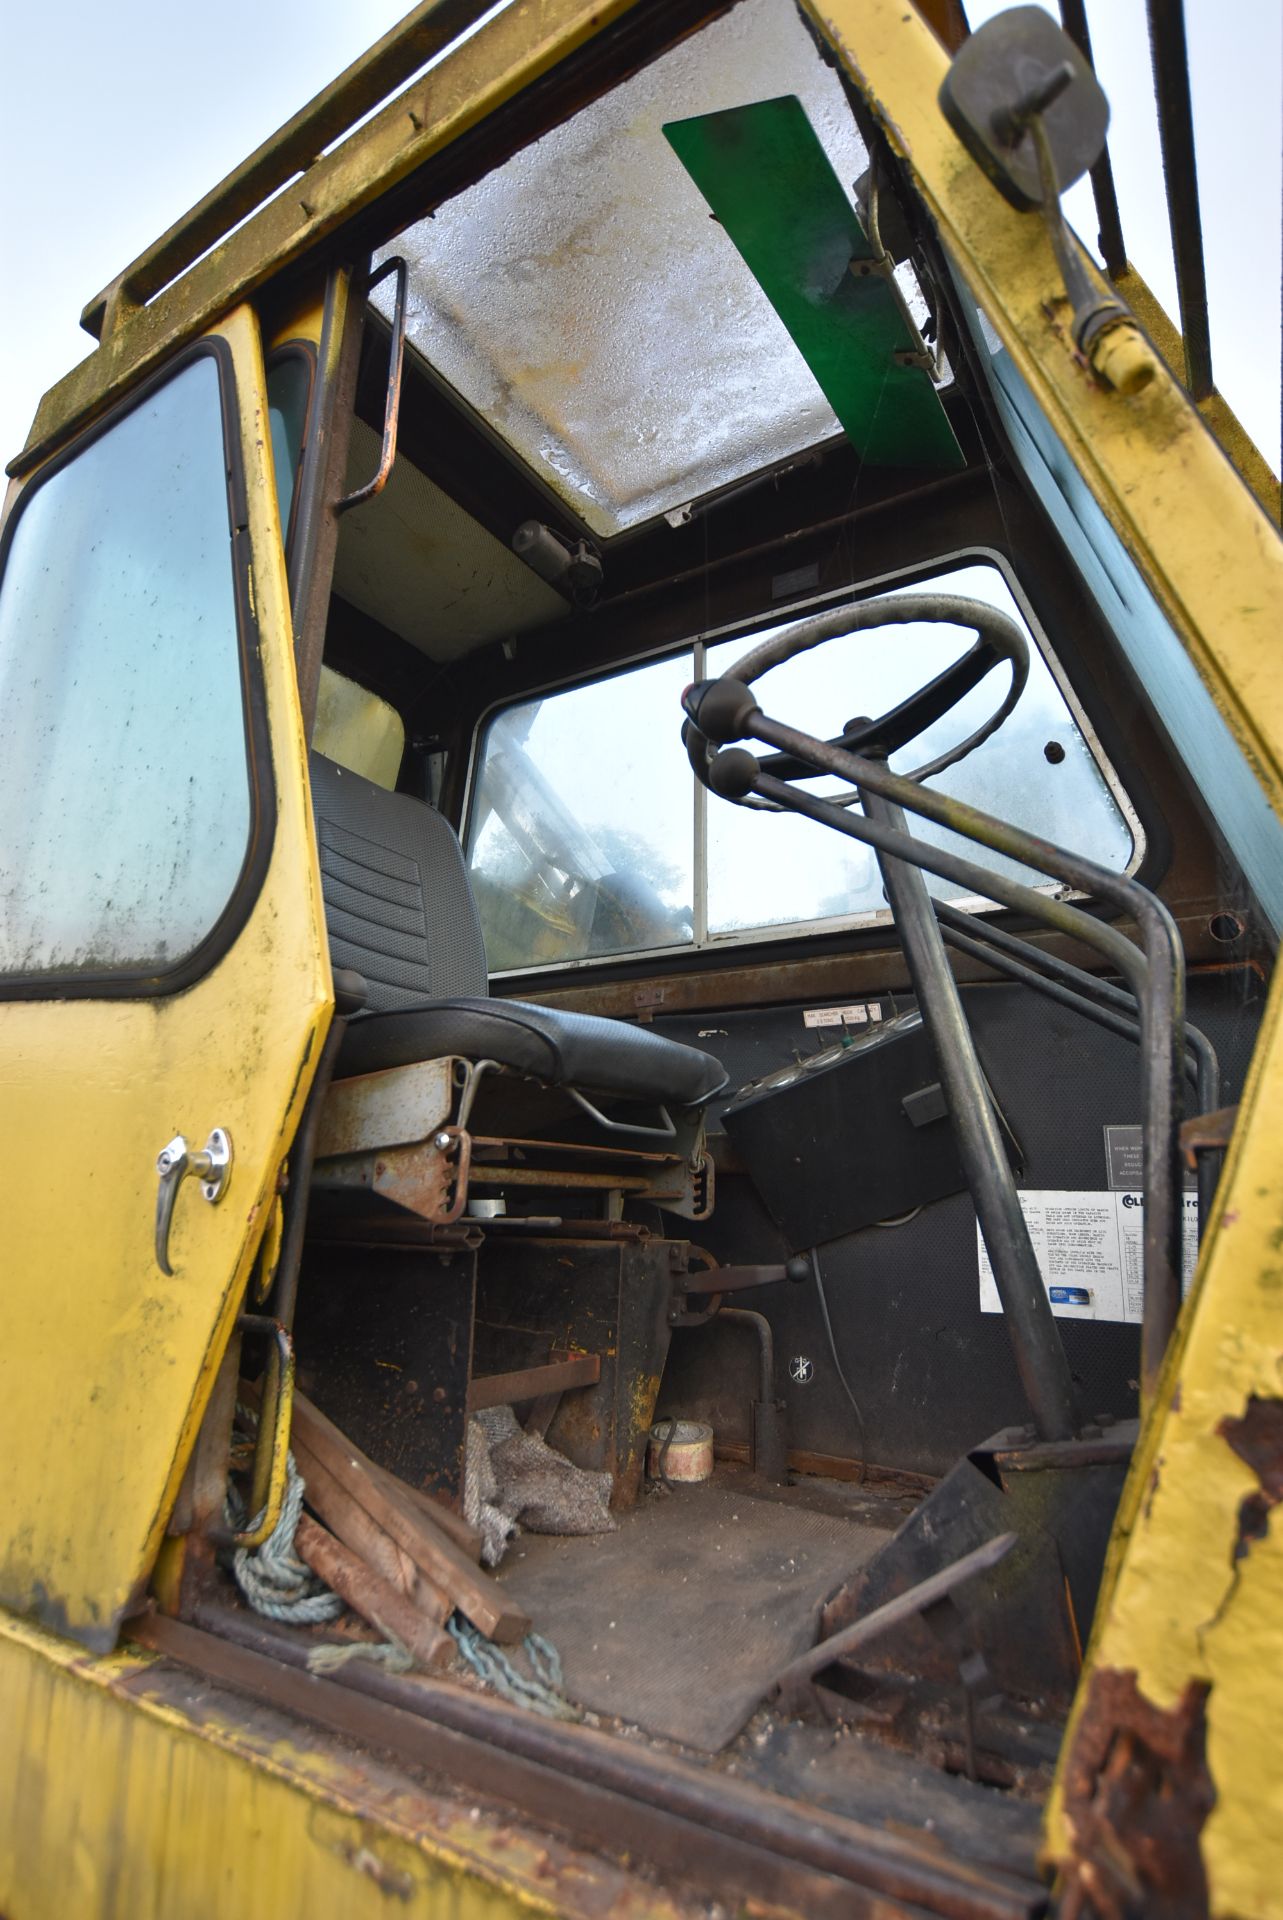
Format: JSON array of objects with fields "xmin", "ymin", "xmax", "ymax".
[{"xmin": 338, "ymin": 997, "xmax": 728, "ymax": 1108}]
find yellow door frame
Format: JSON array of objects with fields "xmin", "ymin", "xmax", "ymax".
[{"xmin": 0, "ymin": 303, "xmax": 332, "ymax": 1648}]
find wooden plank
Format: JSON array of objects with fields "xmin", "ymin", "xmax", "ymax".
[
  {"xmin": 467, "ymin": 1353, "xmax": 600, "ymax": 1413},
  {"xmin": 242, "ymin": 1367, "xmax": 480, "ymax": 1559},
  {"xmin": 294, "ymin": 1516, "xmax": 454, "ymax": 1671},
  {"xmin": 268, "ymin": 1369, "xmax": 481, "ymax": 1557},
  {"xmin": 292, "ymin": 1432, "xmax": 452, "ymax": 1624},
  {"xmin": 367, "ymin": 1461, "xmax": 483, "ymax": 1562},
  {"xmin": 291, "ymin": 1391, "xmax": 528, "ymax": 1644}
]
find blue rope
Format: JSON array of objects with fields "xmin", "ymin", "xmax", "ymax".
[
  {"xmin": 227, "ymin": 1448, "xmax": 344, "ymax": 1625},
  {"xmin": 447, "ymin": 1616, "xmax": 578, "ymax": 1720},
  {"xmin": 229, "ymin": 1405, "xmax": 567, "ymax": 1698}
]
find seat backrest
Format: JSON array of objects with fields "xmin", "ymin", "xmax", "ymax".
[{"xmin": 309, "ymin": 751, "xmax": 488, "ymax": 1013}]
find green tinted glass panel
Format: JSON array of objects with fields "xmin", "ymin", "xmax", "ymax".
[{"xmin": 664, "ymin": 96, "xmax": 963, "ymax": 470}]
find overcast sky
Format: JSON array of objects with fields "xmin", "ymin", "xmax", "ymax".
[
  {"xmin": 0, "ymin": 0, "xmax": 408, "ymax": 463},
  {"xmin": 2, "ymin": 0, "xmax": 1279, "ymax": 476}
]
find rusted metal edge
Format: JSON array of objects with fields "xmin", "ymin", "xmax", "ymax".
[
  {"xmin": 121, "ymin": 1616, "xmax": 887, "ymax": 1920},
  {"xmin": 467, "ymin": 1353, "xmax": 601, "ymax": 1412},
  {"xmin": 131, "ymin": 1607, "xmax": 1044, "ymax": 1919},
  {"xmin": 468, "ymin": 1165, "xmax": 653, "ymax": 1192},
  {"xmin": 988, "ymin": 1445, "xmax": 1133, "ymax": 1475},
  {"xmin": 1053, "ymin": 1665, "xmax": 1213, "ymax": 1916},
  {"xmin": 984, "ymin": 1428, "xmax": 1138, "ymax": 1475},
  {"xmin": 772, "ymin": 1533, "xmax": 1018, "ymax": 1702}
]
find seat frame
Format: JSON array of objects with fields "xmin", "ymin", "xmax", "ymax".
[{"xmin": 312, "ymin": 1054, "xmax": 714, "ymax": 1227}]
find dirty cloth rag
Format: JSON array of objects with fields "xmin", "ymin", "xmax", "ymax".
[{"xmin": 463, "ymin": 1406, "xmax": 616, "ymax": 1567}]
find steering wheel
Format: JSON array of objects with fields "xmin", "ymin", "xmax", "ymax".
[{"xmin": 682, "ymin": 593, "xmax": 1030, "ymax": 807}]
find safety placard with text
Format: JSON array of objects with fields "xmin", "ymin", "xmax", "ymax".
[{"xmin": 977, "ymin": 1190, "xmax": 1200, "ymax": 1323}]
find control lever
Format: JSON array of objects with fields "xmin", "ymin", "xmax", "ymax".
[
  {"xmin": 682, "ymin": 1257, "xmax": 811, "ymax": 1295},
  {"xmin": 669, "ymin": 1257, "xmax": 810, "ymax": 1324},
  {"xmin": 155, "ymin": 1128, "xmax": 233, "ymax": 1275}
]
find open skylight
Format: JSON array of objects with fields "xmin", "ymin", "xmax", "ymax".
[{"xmin": 375, "ymin": 0, "xmax": 873, "ymax": 536}]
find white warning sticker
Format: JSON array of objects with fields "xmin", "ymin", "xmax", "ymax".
[
  {"xmin": 977, "ymin": 1190, "xmax": 1200, "ymax": 1323},
  {"xmin": 803, "ymin": 1002, "xmax": 884, "ymax": 1029}
]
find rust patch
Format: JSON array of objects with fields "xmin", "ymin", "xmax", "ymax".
[
  {"xmin": 1057, "ymin": 1668, "xmax": 1213, "ymax": 1920},
  {"xmin": 1218, "ymin": 1396, "xmax": 1283, "ymax": 1500},
  {"xmin": 1218, "ymin": 1395, "xmax": 1283, "ymax": 1563}
]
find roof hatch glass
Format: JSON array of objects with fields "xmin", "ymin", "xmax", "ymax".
[{"xmin": 375, "ymin": 0, "xmax": 885, "ymax": 536}]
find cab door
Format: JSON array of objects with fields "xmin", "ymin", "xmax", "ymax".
[{"xmin": 0, "ymin": 304, "xmax": 331, "ymax": 1650}]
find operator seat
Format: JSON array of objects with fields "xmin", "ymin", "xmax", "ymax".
[{"xmin": 309, "ymin": 751, "xmax": 727, "ymax": 1112}]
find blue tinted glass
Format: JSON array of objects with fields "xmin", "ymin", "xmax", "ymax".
[{"xmin": 0, "ymin": 356, "xmax": 251, "ymax": 975}]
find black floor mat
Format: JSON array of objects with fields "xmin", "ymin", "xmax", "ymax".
[{"xmin": 497, "ymin": 1481, "xmax": 884, "ymax": 1751}]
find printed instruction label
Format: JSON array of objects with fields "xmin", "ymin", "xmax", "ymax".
[
  {"xmin": 977, "ymin": 1190, "xmax": 1200, "ymax": 1323},
  {"xmin": 803, "ymin": 1002, "xmax": 884, "ymax": 1030}
]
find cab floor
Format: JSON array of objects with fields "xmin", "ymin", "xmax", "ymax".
[
  {"xmin": 493, "ymin": 1464, "xmax": 1045, "ymax": 1880},
  {"xmin": 496, "ymin": 1468, "xmax": 891, "ymax": 1750}
]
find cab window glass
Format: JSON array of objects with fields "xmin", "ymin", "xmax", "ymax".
[
  {"xmin": 706, "ymin": 562, "xmax": 1136, "ymax": 934},
  {"xmin": 0, "ymin": 355, "xmax": 251, "ymax": 978},
  {"xmin": 466, "ymin": 561, "xmax": 1137, "ymax": 973},
  {"xmin": 468, "ymin": 654, "xmax": 695, "ymax": 971}
]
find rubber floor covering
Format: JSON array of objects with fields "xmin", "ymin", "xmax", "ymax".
[{"xmin": 497, "ymin": 1481, "xmax": 884, "ymax": 1750}]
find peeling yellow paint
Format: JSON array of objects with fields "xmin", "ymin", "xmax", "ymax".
[
  {"xmin": 0, "ymin": 1614, "xmax": 691, "ymax": 1920},
  {"xmin": 1045, "ymin": 969, "xmax": 1283, "ymax": 1914}
]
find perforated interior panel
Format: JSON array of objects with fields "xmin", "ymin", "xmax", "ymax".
[{"xmin": 653, "ymin": 970, "xmax": 1264, "ymax": 1477}]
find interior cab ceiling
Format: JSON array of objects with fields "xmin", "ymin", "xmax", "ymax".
[{"xmin": 332, "ymin": 418, "xmax": 567, "ymax": 661}]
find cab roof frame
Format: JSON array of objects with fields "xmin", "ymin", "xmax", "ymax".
[{"xmin": 11, "ymin": 0, "xmax": 715, "ymax": 480}]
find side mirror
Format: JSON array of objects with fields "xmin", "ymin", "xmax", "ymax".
[
  {"xmin": 938, "ymin": 5, "xmax": 1108, "ymax": 211},
  {"xmin": 939, "ymin": 7, "xmax": 1156, "ymax": 395}
]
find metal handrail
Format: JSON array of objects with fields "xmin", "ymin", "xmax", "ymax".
[
  {"xmin": 690, "ymin": 687, "xmax": 1185, "ymax": 1412},
  {"xmin": 933, "ymin": 902, "xmax": 1220, "ymax": 1232},
  {"xmin": 79, "ymin": 1, "xmax": 496, "ymax": 343}
]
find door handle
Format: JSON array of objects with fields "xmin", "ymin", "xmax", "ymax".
[{"xmin": 155, "ymin": 1128, "xmax": 233, "ymax": 1274}]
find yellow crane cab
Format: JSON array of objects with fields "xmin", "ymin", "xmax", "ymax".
[{"xmin": 2, "ymin": 3, "xmax": 1281, "ymax": 1916}]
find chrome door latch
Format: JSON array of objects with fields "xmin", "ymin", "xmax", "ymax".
[{"xmin": 155, "ymin": 1128, "xmax": 233, "ymax": 1274}]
